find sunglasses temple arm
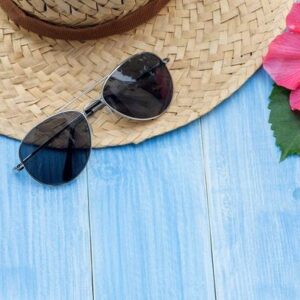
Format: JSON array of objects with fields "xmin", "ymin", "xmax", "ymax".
[
  {"xmin": 14, "ymin": 162, "xmax": 24, "ymax": 171},
  {"xmin": 57, "ymin": 55, "xmax": 170, "ymax": 113},
  {"xmin": 57, "ymin": 56, "xmax": 169, "ymax": 113}
]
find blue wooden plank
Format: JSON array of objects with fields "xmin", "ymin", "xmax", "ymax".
[
  {"xmin": 87, "ymin": 122, "xmax": 215, "ymax": 299},
  {"xmin": 0, "ymin": 136, "xmax": 93, "ymax": 299},
  {"xmin": 201, "ymin": 68, "xmax": 300, "ymax": 299}
]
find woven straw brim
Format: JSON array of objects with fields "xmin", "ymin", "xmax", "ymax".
[{"xmin": 0, "ymin": 0, "xmax": 292, "ymax": 147}]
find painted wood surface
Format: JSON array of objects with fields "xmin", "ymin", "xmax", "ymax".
[
  {"xmin": 0, "ymin": 139, "xmax": 93, "ymax": 299},
  {"xmin": 201, "ymin": 69, "xmax": 300, "ymax": 299},
  {"xmin": 0, "ymin": 68, "xmax": 300, "ymax": 299},
  {"xmin": 87, "ymin": 122, "xmax": 215, "ymax": 300}
]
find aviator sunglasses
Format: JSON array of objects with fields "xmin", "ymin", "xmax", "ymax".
[{"xmin": 14, "ymin": 52, "xmax": 173, "ymax": 185}]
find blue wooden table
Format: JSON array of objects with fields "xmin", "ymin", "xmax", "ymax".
[{"xmin": 1, "ymin": 69, "xmax": 300, "ymax": 299}]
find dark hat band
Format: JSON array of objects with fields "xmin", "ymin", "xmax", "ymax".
[{"xmin": 0, "ymin": 0, "xmax": 169, "ymax": 40}]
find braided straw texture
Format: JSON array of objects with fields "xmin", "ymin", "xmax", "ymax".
[
  {"xmin": 0, "ymin": 0, "xmax": 292, "ymax": 147},
  {"xmin": 11, "ymin": 0, "xmax": 150, "ymax": 27}
]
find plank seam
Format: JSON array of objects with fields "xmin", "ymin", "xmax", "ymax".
[
  {"xmin": 86, "ymin": 167, "xmax": 96, "ymax": 300},
  {"xmin": 199, "ymin": 119, "xmax": 218, "ymax": 300}
]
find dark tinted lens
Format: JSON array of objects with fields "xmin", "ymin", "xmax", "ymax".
[
  {"xmin": 103, "ymin": 52, "xmax": 173, "ymax": 119},
  {"xmin": 19, "ymin": 111, "xmax": 91, "ymax": 185}
]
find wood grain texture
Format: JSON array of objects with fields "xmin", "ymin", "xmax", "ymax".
[
  {"xmin": 87, "ymin": 122, "xmax": 215, "ymax": 300},
  {"xmin": 0, "ymin": 137, "xmax": 93, "ymax": 299},
  {"xmin": 201, "ymin": 69, "xmax": 300, "ymax": 299}
]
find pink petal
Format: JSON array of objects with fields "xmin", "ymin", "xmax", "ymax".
[
  {"xmin": 287, "ymin": 3, "xmax": 300, "ymax": 33},
  {"xmin": 290, "ymin": 88, "xmax": 300, "ymax": 111},
  {"xmin": 263, "ymin": 31, "xmax": 300, "ymax": 90}
]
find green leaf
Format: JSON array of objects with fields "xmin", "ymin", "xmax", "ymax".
[{"xmin": 269, "ymin": 84, "xmax": 300, "ymax": 161}]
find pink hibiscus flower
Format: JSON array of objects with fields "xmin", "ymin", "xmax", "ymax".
[{"xmin": 263, "ymin": 3, "xmax": 300, "ymax": 111}]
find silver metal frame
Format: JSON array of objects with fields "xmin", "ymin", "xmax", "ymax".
[
  {"xmin": 14, "ymin": 52, "xmax": 172, "ymax": 185},
  {"xmin": 99, "ymin": 52, "xmax": 172, "ymax": 121}
]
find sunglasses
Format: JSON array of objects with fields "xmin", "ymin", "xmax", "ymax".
[{"xmin": 14, "ymin": 52, "xmax": 173, "ymax": 185}]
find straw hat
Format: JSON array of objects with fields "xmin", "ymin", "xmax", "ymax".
[{"xmin": 0, "ymin": 0, "xmax": 292, "ymax": 147}]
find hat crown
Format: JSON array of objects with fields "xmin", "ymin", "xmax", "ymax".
[{"xmin": 12, "ymin": 0, "xmax": 151, "ymax": 27}]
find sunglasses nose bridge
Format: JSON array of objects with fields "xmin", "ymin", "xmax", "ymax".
[{"xmin": 84, "ymin": 98, "xmax": 106, "ymax": 117}]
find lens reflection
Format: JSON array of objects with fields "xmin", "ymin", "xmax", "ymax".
[
  {"xmin": 103, "ymin": 52, "xmax": 173, "ymax": 119},
  {"xmin": 19, "ymin": 111, "xmax": 91, "ymax": 185}
]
